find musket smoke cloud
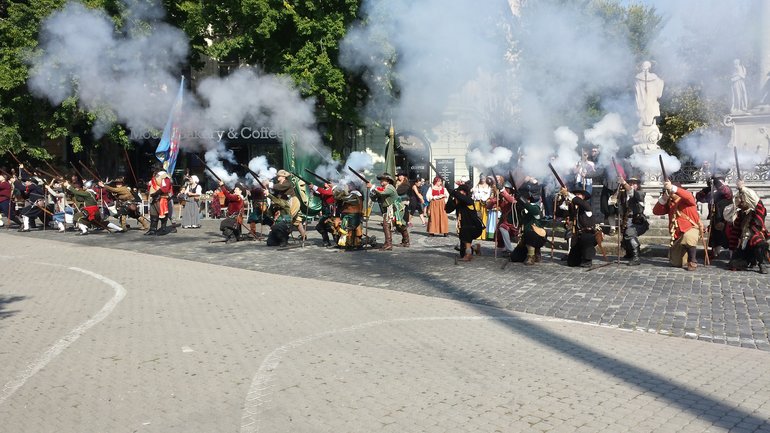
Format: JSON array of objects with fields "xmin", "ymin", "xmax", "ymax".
[{"xmin": 28, "ymin": 0, "xmax": 324, "ymax": 163}]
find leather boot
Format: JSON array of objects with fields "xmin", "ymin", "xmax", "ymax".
[
  {"xmin": 397, "ymin": 226, "xmax": 410, "ymax": 247},
  {"xmin": 380, "ymin": 226, "xmax": 393, "ymax": 250},
  {"xmin": 524, "ymin": 255, "xmax": 536, "ymax": 266},
  {"xmin": 628, "ymin": 247, "xmax": 641, "ymax": 266},
  {"xmin": 249, "ymin": 222, "xmax": 258, "ymax": 239},
  {"xmin": 138, "ymin": 216, "xmax": 150, "ymax": 231},
  {"xmin": 144, "ymin": 217, "xmax": 158, "ymax": 235}
]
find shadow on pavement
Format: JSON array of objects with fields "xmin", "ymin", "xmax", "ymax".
[
  {"xmin": 392, "ymin": 256, "xmax": 770, "ymax": 430},
  {"xmin": 0, "ymin": 295, "xmax": 26, "ymax": 320}
]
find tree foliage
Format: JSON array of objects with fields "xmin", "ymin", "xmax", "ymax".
[{"xmin": 174, "ymin": 0, "xmax": 364, "ymax": 148}]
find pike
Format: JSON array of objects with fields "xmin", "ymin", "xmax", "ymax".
[
  {"xmin": 733, "ymin": 146, "xmax": 742, "ymax": 180},
  {"xmin": 305, "ymin": 168, "xmax": 332, "ymax": 185}
]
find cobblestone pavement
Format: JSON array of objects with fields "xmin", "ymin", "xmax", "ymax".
[
  {"xmin": 1, "ymin": 235, "xmax": 770, "ymax": 432},
  {"xmin": 7, "ymin": 216, "xmax": 768, "ymax": 352}
]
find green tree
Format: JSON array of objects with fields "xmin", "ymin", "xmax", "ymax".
[
  {"xmin": 0, "ymin": 0, "xmax": 131, "ymax": 166},
  {"xmin": 176, "ymin": 0, "xmax": 364, "ymax": 150}
]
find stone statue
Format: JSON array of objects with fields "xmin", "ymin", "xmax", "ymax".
[
  {"xmin": 633, "ymin": 60, "xmax": 664, "ymax": 149},
  {"xmin": 731, "ymin": 59, "xmax": 748, "ymax": 113}
]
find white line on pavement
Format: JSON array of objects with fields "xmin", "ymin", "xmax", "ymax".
[
  {"xmin": 239, "ymin": 314, "xmax": 622, "ymax": 433},
  {"xmin": 0, "ymin": 265, "xmax": 127, "ymax": 406}
]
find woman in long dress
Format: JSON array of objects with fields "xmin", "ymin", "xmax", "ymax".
[
  {"xmin": 471, "ymin": 175, "xmax": 491, "ymax": 240},
  {"xmin": 181, "ymin": 175, "xmax": 202, "ymax": 228},
  {"xmin": 426, "ymin": 176, "xmax": 449, "ymax": 236}
]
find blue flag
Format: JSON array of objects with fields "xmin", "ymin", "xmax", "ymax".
[{"xmin": 155, "ymin": 77, "xmax": 184, "ymax": 174}]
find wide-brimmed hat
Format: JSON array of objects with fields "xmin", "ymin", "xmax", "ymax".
[
  {"xmin": 376, "ymin": 172, "xmax": 395, "ymax": 183},
  {"xmin": 21, "ymin": 176, "xmax": 38, "ymax": 184},
  {"xmin": 456, "ymin": 182, "xmax": 471, "ymax": 194},
  {"xmin": 570, "ymin": 189, "xmax": 591, "ymax": 200},
  {"xmin": 109, "ymin": 177, "xmax": 125, "ymax": 185},
  {"xmin": 626, "ymin": 177, "xmax": 640, "ymax": 185},
  {"xmin": 276, "ymin": 169, "xmax": 291, "ymax": 178}
]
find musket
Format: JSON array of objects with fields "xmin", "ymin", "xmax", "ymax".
[
  {"xmin": 548, "ymin": 163, "xmax": 567, "ymax": 189},
  {"xmin": 193, "ymin": 153, "xmax": 225, "ymax": 185},
  {"xmin": 659, "ymin": 154, "xmax": 668, "ymax": 182},
  {"xmin": 79, "ymin": 160, "xmax": 103, "ymax": 183},
  {"xmin": 507, "ymin": 171, "xmax": 520, "ymax": 197},
  {"xmin": 612, "ymin": 156, "xmax": 625, "ymax": 265},
  {"xmin": 348, "ymin": 166, "xmax": 370, "ymax": 184},
  {"xmin": 70, "ymin": 161, "xmax": 86, "ymax": 182},
  {"xmin": 305, "ymin": 168, "xmax": 332, "ymax": 185},
  {"xmin": 45, "ymin": 161, "xmax": 65, "ymax": 179},
  {"xmin": 123, "ymin": 147, "xmax": 138, "ymax": 187},
  {"xmin": 733, "ymin": 146, "xmax": 741, "ymax": 180},
  {"xmin": 289, "ymin": 171, "xmax": 313, "ymax": 187},
  {"xmin": 488, "ymin": 169, "xmax": 503, "ymax": 191},
  {"xmin": 240, "ymin": 164, "xmax": 262, "ymax": 184}
]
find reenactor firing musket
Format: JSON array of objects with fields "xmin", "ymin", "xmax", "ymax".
[
  {"xmin": 347, "ymin": 165, "xmax": 372, "ymax": 238},
  {"xmin": 611, "ymin": 157, "xmax": 626, "ymax": 265},
  {"xmin": 551, "ymin": 162, "xmax": 608, "ymax": 268},
  {"xmin": 660, "ymin": 154, "xmax": 709, "ymax": 266}
]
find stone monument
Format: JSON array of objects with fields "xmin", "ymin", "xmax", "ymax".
[{"xmin": 632, "ymin": 60, "xmax": 665, "ymax": 155}]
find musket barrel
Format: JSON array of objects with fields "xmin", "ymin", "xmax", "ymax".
[
  {"xmin": 733, "ymin": 146, "xmax": 741, "ymax": 180},
  {"xmin": 305, "ymin": 168, "xmax": 332, "ymax": 185},
  {"xmin": 193, "ymin": 154, "xmax": 224, "ymax": 184},
  {"xmin": 547, "ymin": 163, "xmax": 566, "ymax": 188},
  {"xmin": 658, "ymin": 155, "xmax": 668, "ymax": 181},
  {"xmin": 347, "ymin": 166, "xmax": 369, "ymax": 184}
]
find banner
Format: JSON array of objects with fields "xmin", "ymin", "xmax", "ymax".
[{"xmin": 155, "ymin": 77, "xmax": 184, "ymax": 174}]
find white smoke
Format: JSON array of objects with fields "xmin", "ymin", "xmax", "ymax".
[
  {"xmin": 204, "ymin": 142, "xmax": 239, "ymax": 186},
  {"xmin": 246, "ymin": 155, "xmax": 277, "ymax": 184},
  {"xmin": 28, "ymin": 0, "xmax": 325, "ymax": 166},
  {"xmin": 550, "ymin": 126, "xmax": 580, "ymax": 175},
  {"xmin": 27, "ymin": 2, "xmax": 187, "ymax": 137},
  {"xmin": 629, "ymin": 150, "xmax": 682, "ymax": 179},
  {"xmin": 466, "ymin": 144, "xmax": 513, "ymax": 170},
  {"xmin": 583, "ymin": 113, "xmax": 627, "ymax": 168}
]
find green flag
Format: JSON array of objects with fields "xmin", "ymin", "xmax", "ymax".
[
  {"xmin": 385, "ymin": 120, "xmax": 396, "ymax": 175},
  {"xmin": 281, "ymin": 131, "xmax": 322, "ymax": 216}
]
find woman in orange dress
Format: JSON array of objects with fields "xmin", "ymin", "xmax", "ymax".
[{"xmin": 426, "ymin": 176, "xmax": 449, "ymax": 236}]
